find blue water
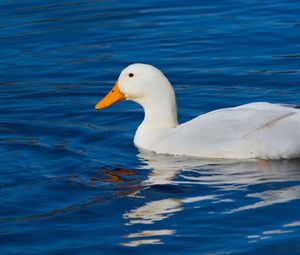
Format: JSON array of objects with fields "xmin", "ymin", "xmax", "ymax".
[{"xmin": 1, "ymin": 0, "xmax": 300, "ymax": 254}]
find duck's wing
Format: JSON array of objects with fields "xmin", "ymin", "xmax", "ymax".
[
  {"xmin": 171, "ymin": 102, "xmax": 300, "ymax": 158},
  {"xmin": 162, "ymin": 103, "xmax": 300, "ymax": 158},
  {"xmin": 233, "ymin": 102, "xmax": 299, "ymax": 111},
  {"xmin": 177, "ymin": 102, "xmax": 299, "ymax": 140}
]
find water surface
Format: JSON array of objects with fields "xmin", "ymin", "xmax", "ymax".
[{"xmin": 1, "ymin": 0, "xmax": 300, "ymax": 254}]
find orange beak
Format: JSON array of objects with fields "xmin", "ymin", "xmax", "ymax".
[{"xmin": 95, "ymin": 81, "xmax": 125, "ymax": 110}]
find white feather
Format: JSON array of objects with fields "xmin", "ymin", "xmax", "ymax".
[{"xmin": 116, "ymin": 64, "xmax": 300, "ymax": 159}]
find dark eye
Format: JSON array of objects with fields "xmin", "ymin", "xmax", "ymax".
[{"xmin": 129, "ymin": 73, "xmax": 134, "ymax": 77}]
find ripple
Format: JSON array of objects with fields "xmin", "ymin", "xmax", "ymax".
[
  {"xmin": 284, "ymin": 221, "xmax": 300, "ymax": 228},
  {"xmin": 227, "ymin": 185, "xmax": 300, "ymax": 213},
  {"xmin": 1, "ymin": 0, "xmax": 300, "ymax": 254}
]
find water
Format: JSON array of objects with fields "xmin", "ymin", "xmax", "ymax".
[{"xmin": 1, "ymin": 0, "xmax": 300, "ymax": 254}]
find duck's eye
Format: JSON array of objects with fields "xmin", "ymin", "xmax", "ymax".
[{"xmin": 129, "ymin": 73, "xmax": 134, "ymax": 77}]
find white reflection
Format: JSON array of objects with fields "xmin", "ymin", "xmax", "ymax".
[
  {"xmin": 124, "ymin": 196, "xmax": 216, "ymax": 225},
  {"xmin": 122, "ymin": 194, "xmax": 215, "ymax": 247},
  {"xmin": 284, "ymin": 220, "xmax": 300, "ymax": 228},
  {"xmin": 228, "ymin": 186, "xmax": 300, "ymax": 213},
  {"xmin": 263, "ymin": 230, "xmax": 293, "ymax": 235},
  {"xmin": 121, "ymin": 150, "xmax": 300, "ymax": 247},
  {"xmin": 247, "ymin": 218, "xmax": 300, "ymax": 244},
  {"xmin": 247, "ymin": 228, "xmax": 294, "ymax": 243},
  {"xmin": 120, "ymin": 239, "xmax": 162, "ymax": 247},
  {"xmin": 121, "ymin": 151, "xmax": 220, "ymax": 246},
  {"xmin": 125, "ymin": 229, "xmax": 176, "ymax": 238},
  {"xmin": 124, "ymin": 198, "xmax": 183, "ymax": 225},
  {"xmin": 138, "ymin": 150, "xmax": 300, "ymax": 190},
  {"xmin": 122, "ymin": 230, "xmax": 178, "ymax": 246},
  {"xmin": 179, "ymin": 161, "xmax": 300, "ymax": 190},
  {"xmin": 138, "ymin": 150, "xmax": 241, "ymax": 186}
]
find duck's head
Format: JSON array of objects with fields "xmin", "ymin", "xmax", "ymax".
[{"xmin": 95, "ymin": 63, "xmax": 175, "ymax": 110}]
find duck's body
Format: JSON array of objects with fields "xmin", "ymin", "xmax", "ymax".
[
  {"xmin": 135, "ymin": 102, "xmax": 300, "ymax": 159},
  {"xmin": 96, "ymin": 64, "xmax": 300, "ymax": 160}
]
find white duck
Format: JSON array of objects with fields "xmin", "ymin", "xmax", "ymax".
[{"xmin": 95, "ymin": 63, "xmax": 300, "ymax": 159}]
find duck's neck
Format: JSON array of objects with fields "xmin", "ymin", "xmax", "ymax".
[
  {"xmin": 130, "ymin": 79, "xmax": 179, "ymax": 150},
  {"xmin": 138, "ymin": 96, "xmax": 178, "ymax": 129},
  {"xmin": 133, "ymin": 97, "xmax": 178, "ymax": 149},
  {"xmin": 138, "ymin": 91, "xmax": 178, "ymax": 128}
]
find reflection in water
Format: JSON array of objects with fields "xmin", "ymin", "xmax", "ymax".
[
  {"xmin": 125, "ymin": 229, "xmax": 176, "ymax": 238},
  {"xmin": 124, "ymin": 195, "xmax": 216, "ymax": 225},
  {"xmin": 138, "ymin": 150, "xmax": 300, "ymax": 190},
  {"xmin": 89, "ymin": 168, "xmax": 137, "ymax": 183},
  {"xmin": 228, "ymin": 186, "xmax": 300, "ymax": 213},
  {"xmin": 179, "ymin": 160, "xmax": 300, "ymax": 190},
  {"xmin": 247, "ymin": 223, "xmax": 298, "ymax": 243},
  {"xmin": 124, "ymin": 198, "xmax": 183, "ymax": 225},
  {"xmin": 284, "ymin": 221, "xmax": 300, "ymax": 227},
  {"xmin": 122, "ymin": 193, "xmax": 216, "ymax": 246},
  {"xmin": 247, "ymin": 218, "xmax": 300, "ymax": 243},
  {"xmin": 121, "ymin": 229, "xmax": 176, "ymax": 247},
  {"xmin": 120, "ymin": 238, "xmax": 162, "ymax": 247},
  {"xmin": 121, "ymin": 150, "xmax": 300, "ymax": 247}
]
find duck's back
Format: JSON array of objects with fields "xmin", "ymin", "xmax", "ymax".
[{"xmin": 161, "ymin": 103, "xmax": 300, "ymax": 159}]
